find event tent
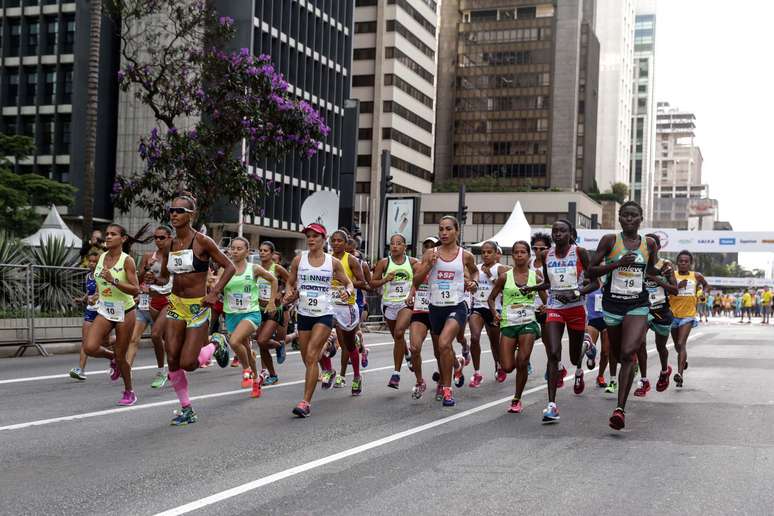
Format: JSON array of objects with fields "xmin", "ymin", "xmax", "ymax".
[
  {"xmin": 473, "ymin": 201, "xmax": 532, "ymax": 249},
  {"xmin": 21, "ymin": 205, "xmax": 82, "ymax": 248}
]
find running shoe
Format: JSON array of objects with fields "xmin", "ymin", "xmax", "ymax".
[
  {"xmin": 241, "ymin": 369, "xmax": 253, "ymax": 389},
  {"xmin": 435, "ymin": 384, "xmax": 443, "ymax": 401},
  {"xmin": 334, "ymin": 374, "xmax": 346, "ymax": 388},
  {"xmin": 557, "ymin": 365, "xmax": 567, "ymax": 388},
  {"xmin": 673, "ymin": 372, "xmax": 683, "ymax": 388},
  {"xmin": 361, "ymin": 346, "xmax": 369, "ymax": 368},
  {"xmin": 69, "ymin": 367, "xmax": 86, "ymax": 381},
  {"xmin": 351, "ymin": 376, "xmax": 363, "ymax": 396},
  {"xmin": 264, "ymin": 375, "xmax": 279, "ymax": 386},
  {"xmin": 325, "ymin": 338, "xmax": 337, "ymax": 359},
  {"xmin": 212, "ymin": 333, "xmax": 230, "ymax": 368},
  {"xmin": 527, "ymin": 362, "xmax": 534, "ymax": 376},
  {"xmin": 442, "ymin": 387, "xmax": 455, "ymax": 407},
  {"xmin": 108, "ymin": 358, "xmax": 120, "ymax": 381},
  {"xmin": 633, "ymin": 378, "xmax": 651, "ymax": 397},
  {"xmin": 461, "ymin": 340, "xmax": 471, "ymax": 366},
  {"xmin": 542, "ymin": 402, "xmax": 560, "ymax": 423},
  {"xmin": 230, "ymin": 356, "xmax": 240, "ymax": 368},
  {"xmin": 150, "ymin": 371, "xmax": 168, "ymax": 389},
  {"xmin": 573, "ymin": 370, "xmax": 585, "ymax": 395},
  {"xmin": 508, "ymin": 398, "xmax": 523, "ymax": 414},
  {"xmin": 251, "ymin": 374, "xmax": 263, "ymax": 398},
  {"xmin": 276, "ymin": 342, "xmax": 287, "ymax": 365},
  {"xmin": 387, "ymin": 373, "xmax": 400, "ymax": 389},
  {"xmin": 431, "ymin": 371, "xmax": 440, "ymax": 383},
  {"xmin": 453, "ymin": 356, "xmax": 465, "ymax": 388},
  {"xmin": 321, "ymin": 369, "xmax": 336, "ymax": 389},
  {"xmin": 495, "ymin": 368, "xmax": 507, "ymax": 383},
  {"xmin": 117, "ymin": 390, "xmax": 137, "ymax": 406},
  {"xmin": 609, "ymin": 407, "xmax": 625, "ymax": 430},
  {"xmin": 596, "ymin": 375, "xmax": 607, "ymax": 388},
  {"xmin": 469, "ymin": 372, "xmax": 483, "ymax": 388},
  {"xmin": 656, "ymin": 366, "xmax": 672, "ymax": 392},
  {"xmin": 585, "ymin": 343, "xmax": 597, "ymax": 369},
  {"xmin": 411, "ymin": 380, "xmax": 426, "ymax": 400},
  {"xmin": 292, "ymin": 400, "xmax": 311, "ymax": 418},
  {"xmin": 684, "ymin": 361, "xmax": 688, "ymax": 370},
  {"xmin": 605, "ymin": 379, "xmax": 617, "ymax": 393},
  {"xmin": 405, "ymin": 350, "xmax": 414, "ymax": 372},
  {"xmin": 171, "ymin": 406, "xmax": 198, "ymax": 426}
]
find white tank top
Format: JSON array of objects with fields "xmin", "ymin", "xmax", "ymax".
[
  {"xmin": 297, "ymin": 252, "xmax": 334, "ymax": 317},
  {"xmin": 546, "ymin": 245, "xmax": 584, "ymax": 309},
  {"xmin": 429, "ymin": 248, "xmax": 466, "ymax": 307},
  {"xmin": 473, "ymin": 262, "xmax": 502, "ymax": 310},
  {"xmin": 529, "ymin": 257, "xmax": 545, "ymax": 309}
]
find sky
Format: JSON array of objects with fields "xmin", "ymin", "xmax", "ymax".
[{"xmin": 653, "ymin": 0, "xmax": 774, "ymax": 273}]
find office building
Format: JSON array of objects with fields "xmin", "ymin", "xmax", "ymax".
[
  {"xmin": 351, "ymin": 0, "xmax": 439, "ymax": 258},
  {"xmin": 434, "ymin": 0, "xmax": 600, "ymax": 193},
  {"xmin": 0, "ymin": 0, "xmax": 120, "ymax": 226},
  {"xmin": 629, "ymin": 1, "xmax": 656, "ymax": 223},
  {"xmin": 594, "ymin": 0, "xmax": 635, "ymax": 192}
]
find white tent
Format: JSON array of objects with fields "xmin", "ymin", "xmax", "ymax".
[
  {"xmin": 473, "ymin": 201, "xmax": 532, "ymax": 249},
  {"xmin": 21, "ymin": 205, "xmax": 82, "ymax": 248}
]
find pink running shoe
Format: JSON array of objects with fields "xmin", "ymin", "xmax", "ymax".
[
  {"xmin": 469, "ymin": 372, "xmax": 483, "ymax": 388},
  {"xmin": 557, "ymin": 365, "xmax": 568, "ymax": 388},
  {"xmin": 108, "ymin": 359, "xmax": 121, "ymax": 381},
  {"xmin": 117, "ymin": 390, "xmax": 137, "ymax": 406},
  {"xmin": 496, "ymin": 368, "xmax": 507, "ymax": 383},
  {"xmin": 507, "ymin": 398, "xmax": 523, "ymax": 413}
]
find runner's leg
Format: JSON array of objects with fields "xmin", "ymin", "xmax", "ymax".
[{"xmin": 616, "ymin": 315, "xmax": 648, "ymax": 411}]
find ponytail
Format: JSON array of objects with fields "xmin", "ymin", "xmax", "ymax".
[{"xmin": 108, "ymin": 223, "xmax": 153, "ymax": 253}]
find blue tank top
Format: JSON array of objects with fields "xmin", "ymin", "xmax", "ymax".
[
  {"xmin": 85, "ymin": 272, "xmax": 97, "ymax": 297},
  {"xmin": 586, "ymin": 287, "xmax": 604, "ymax": 320}
]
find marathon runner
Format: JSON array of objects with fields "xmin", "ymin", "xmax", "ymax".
[
  {"xmin": 587, "ymin": 201, "xmax": 659, "ymax": 430},
  {"xmin": 468, "ymin": 240, "xmax": 504, "ymax": 387},
  {"xmin": 584, "ymin": 283, "xmax": 613, "ymax": 389},
  {"xmin": 284, "ymin": 223, "xmax": 354, "ymax": 417},
  {"xmin": 254, "ymin": 241, "xmax": 290, "ymax": 386},
  {"xmin": 82, "ymin": 223, "xmax": 149, "ymax": 406},
  {"xmin": 69, "ymin": 251, "xmax": 100, "ymax": 381},
  {"xmin": 371, "ymin": 234, "xmax": 417, "ymax": 390},
  {"xmin": 159, "ymin": 193, "xmax": 235, "ymax": 425},
  {"xmin": 669, "ymin": 250, "xmax": 708, "ymax": 388},
  {"xmin": 413, "ymin": 216, "xmax": 478, "ymax": 407},
  {"xmin": 488, "ymin": 241, "xmax": 544, "ymax": 413}
]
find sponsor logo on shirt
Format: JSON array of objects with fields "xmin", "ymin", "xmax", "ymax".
[{"xmin": 437, "ymin": 271, "xmax": 456, "ymax": 280}]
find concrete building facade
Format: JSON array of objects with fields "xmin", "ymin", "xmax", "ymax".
[
  {"xmin": 593, "ymin": 0, "xmax": 635, "ymax": 192},
  {"xmin": 350, "ymin": 0, "xmax": 439, "ymax": 258}
]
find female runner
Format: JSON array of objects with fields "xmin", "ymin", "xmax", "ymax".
[
  {"xmin": 284, "ymin": 223, "xmax": 354, "ymax": 418},
  {"xmin": 413, "ymin": 216, "xmax": 478, "ymax": 407},
  {"xmin": 370, "ymin": 234, "xmax": 417, "ymax": 389},
  {"xmin": 668, "ymin": 250, "xmax": 708, "ymax": 388},
  {"xmin": 159, "ymin": 194, "xmax": 235, "ymax": 425},
  {"xmin": 468, "ymin": 240, "xmax": 504, "ymax": 387},
  {"xmin": 82, "ymin": 223, "xmax": 148, "ymax": 405},
  {"xmin": 254, "ymin": 241, "xmax": 290, "ymax": 385}
]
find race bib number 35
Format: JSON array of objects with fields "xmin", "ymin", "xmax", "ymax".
[{"xmin": 505, "ymin": 304, "xmax": 535, "ymax": 326}]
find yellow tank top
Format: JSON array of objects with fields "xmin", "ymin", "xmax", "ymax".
[
  {"xmin": 669, "ymin": 271, "xmax": 697, "ymax": 318},
  {"xmin": 95, "ymin": 252, "xmax": 136, "ymax": 310},
  {"xmin": 332, "ymin": 252, "xmax": 356, "ymax": 305}
]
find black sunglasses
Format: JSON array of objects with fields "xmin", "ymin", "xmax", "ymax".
[
  {"xmin": 168, "ymin": 206, "xmax": 194, "ymax": 215},
  {"xmin": 154, "ymin": 235, "xmax": 168, "ymax": 241},
  {"xmin": 532, "ymin": 246, "xmax": 547, "ymax": 250}
]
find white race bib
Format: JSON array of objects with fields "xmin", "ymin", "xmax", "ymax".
[
  {"xmin": 99, "ymin": 300, "xmax": 125, "ymax": 322},
  {"xmin": 168, "ymin": 249, "xmax": 194, "ymax": 274},
  {"xmin": 594, "ymin": 295, "xmax": 603, "ymax": 313},
  {"xmin": 415, "ymin": 286, "xmax": 431, "ymax": 312},
  {"xmin": 678, "ymin": 280, "xmax": 696, "ymax": 297},
  {"xmin": 259, "ymin": 282, "xmax": 272, "ymax": 302},
  {"xmin": 505, "ymin": 304, "xmax": 535, "ymax": 326},
  {"xmin": 227, "ymin": 293, "xmax": 248, "ymax": 312},
  {"xmin": 138, "ymin": 293, "xmax": 150, "ymax": 311},
  {"xmin": 385, "ymin": 281, "xmax": 410, "ymax": 302},
  {"xmin": 611, "ymin": 268, "xmax": 643, "ymax": 296},
  {"xmin": 476, "ymin": 284, "xmax": 492, "ymax": 303},
  {"xmin": 649, "ymin": 287, "xmax": 666, "ymax": 307},
  {"xmin": 430, "ymin": 282, "xmax": 457, "ymax": 306},
  {"xmin": 548, "ymin": 266, "xmax": 578, "ymax": 291},
  {"xmin": 332, "ymin": 286, "xmax": 350, "ymax": 306},
  {"xmin": 299, "ymin": 289, "xmax": 330, "ymax": 316}
]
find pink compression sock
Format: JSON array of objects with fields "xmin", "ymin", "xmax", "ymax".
[
  {"xmin": 320, "ymin": 355, "xmax": 332, "ymax": 371},
  {"xmin": 168, "ymin": 369, "xmax": 191, "ymax": 407},
  {"xmin": 198, "ymin": 343, "xmax": 215, "ymax": 367},
  {"xmin": 349, "ymin": 347, "xmax": 360, "ymax": 376}
]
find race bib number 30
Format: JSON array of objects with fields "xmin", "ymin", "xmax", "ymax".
[
  {"xmin": 168, "ymin": 250, "xmax": 194, "ymax": 274},
  {"xmin": 611, "ymin": 268, "xmax": 643, "ymax": 296}
]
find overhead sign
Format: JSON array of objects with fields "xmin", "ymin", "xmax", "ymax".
[
  {"xmin": 704, "ymin": 276, "xmax": 773, "ymax": 288},
  {"xmin": 555, "ymin": 229, "xmax": 774, "ymax": 254}
]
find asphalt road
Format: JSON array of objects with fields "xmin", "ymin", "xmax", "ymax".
[{"xmin": 1, "ymin": 319, "xmax": 773, "ymax": 515}]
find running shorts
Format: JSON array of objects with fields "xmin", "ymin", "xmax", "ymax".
[
  {"xmin": 333, "ymin": 304, "xmax": 360, "ymax": 332},
  {"xmin": 410, "ymin": 312, "xmax": 431, "ymax": 328},
  {"xmin": 260, "ymin": 305, "xmax": 284, "ymax": 325},
  {"xmin": 150, "ymin": 295, "xmax": 168, "ymax": 312},
  {"xmin": 83, "ymin": 309, "xmax": 98, "ymax": 323},
  {"xmin": 546, "ymin": 306, "xmax": 587, "ymax": 332},
  {"xmin": 501, "ymin": 321, "xmax": 541, "ymax": 339},
  {"xmin": 382, "ymin": 302, "xmax": 409, "ymax": 321},
  {"xmin": 225, "ymin": 311, "xmax": 262, "ymax": 334},
  {"xmin": 647, "ymin": 316, "xmax": 671, "ymax": 337},
  {"xmin": 671, "ymin": 316, "xmax": 698, "ymax": 329},
  {"xmin": 603, "ymin": 306, "xmax": 650, "ymax": 327},
  {"xmin": 470, "ymin": 306, "xmax": 495, "ymax": 326},
  {"xmin": 536, "ymin": 311, "xmax": 547, "ymax": 326},
  {"xmin": 137, "ymin": 309, "xmax": 154, "ymax": 326},
  {"xmin": 297, "ymin": 314, "xmax": 334, "ymax": 331},
  {"xmin": 587, "ymin": 317, "xmax": 606, "ymax": 332},
  {"xmin": 167, "ymin": 294, "xmax": 211, "ymax": 329},
  {"xmin": 428, "ymin": 303, "xmax": 468, "ymax": 336}
]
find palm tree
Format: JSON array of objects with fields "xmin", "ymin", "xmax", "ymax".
[{"xmin": 82, "ymin": 0, "xmax": 102, "ymax": 237}]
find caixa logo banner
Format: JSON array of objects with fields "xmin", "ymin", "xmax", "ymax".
[{"xmin": 555, "ymin": 229, "xmax": 774, "ymax": 254}]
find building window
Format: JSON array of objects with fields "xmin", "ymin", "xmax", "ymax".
[
  {"xmin": 63, "ymin": 15, "xmax": 75, "ymax": 53},
  {"xmin": 385, "ymin": 20, "xmax": 435, "ymax": 59},
  {"xmin": 7, "ymin": 72, "xmax": 20, "ymax": 105},
  {"xmin": 355, "ymin": 181, "xmax": 371, "ymax": 193},
  {"xmin": 384, "ymin": 74, "xmax": 433, "ymax": 108},
  {"xmin": 61, "ymin": 65, "xmax": 73, "ymax": 103},
  {"xmin": 21, "ymin": 116, "xmax": 35, "ymax": 139},
  {"xmin": 59, "ymin": 115, "xmax": 71, "ymax": 152},
  {"xmin": 8, "ymin": 21, "xmax": 22, "ymax": 55},
  {"xmin": 359, "ymin": 101, "xmax": 374, "ymax": 113},
  {"xmin": 26, "ymin": 21, "xmax": 39, "ymax": 56},
  {"xmin": 423, "ymin": 212, "xmax": 447, "ymax": 225},
  {"xmin": 23, "ymin": 68, "xmax": 37, "ymax": 105},
  {"xmin": 358, "ymin": 127, "xmax": 372, "ymax": 140},
  {"xmin": 382, "ymin": 127, "xmax": 431, "ymax": 156},
  {"xmin": 356, "ymin": 154, "xmax": 371, "ymax": 167},
  {"xmin": 472, "ymin": 212, "xmax": 509, "ymax": 225},
  {"xmin": 391, "ymin": 155, "xmax": 432, "ymax": 181},
  {"xmin": 386, "ymin": 0, "xmax": 436, "ymax": 36},
  {"xmin": 354, "ymin": 21, "xmax": 377, "ymax": 33},
  {"xmin": 40, "ymin": 115, "xmax": 54, "ymax": 154},
  {"xmin": 44, "ymin": 16, "xmax": 58, "ymax": 55},
  {"xmin": 43, "ymin": 67, "xmax": 56, "ymax": 104},
  {"xmin": 383, "ymin": 100, "xmax": 433, "ymax": 133},
  {"xmin": 352, "ymin": 74, "xmax": 375, "ymax": 87},
  {"xmin": 517, "ymin": 6, "xmax": 537, "ymax": 19},
  {"xmin": 353, "ymin": 47, "xmax": 376, "ymax": 60},
  {"xmin": 384, "ymin": 47, "xmax": 434, "ymax": 84}
]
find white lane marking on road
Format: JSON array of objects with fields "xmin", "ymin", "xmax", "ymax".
[{"xmin": 154, "ymin": 332, "xmax": 705, "ymax": 516}]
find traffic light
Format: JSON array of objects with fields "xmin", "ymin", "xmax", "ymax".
[
  {"xmin": 460, "ymin": 205, "xmax": 468, "ymax": 224},
  {"xmin": 384, "ymin": 174, "xmax": 394, "ymax": 194}
]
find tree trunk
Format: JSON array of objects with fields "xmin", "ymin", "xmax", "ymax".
[{"xmin": 82, "ymin": 0, "xmax": 102, "ymax": 236}]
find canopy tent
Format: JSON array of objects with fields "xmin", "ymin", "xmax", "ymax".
[
  {"xmin": 21, "ymin": 205, "xmax": 82, "ymax": 248},
  {"xmin": 473, "ymin": 201, "xmax": 532, "ymax": 249}
]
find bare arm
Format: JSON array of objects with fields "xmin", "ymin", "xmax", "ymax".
[
  {"xmin": 332, "ymin": 258, "xmax": 355, "ymax": 301},
  {"xmin": 369, "ymin": 258, "xmax": 392, "ymax": 289},
  {"xmin": 116, "ymin": 256, "xmax": 141, "ymax": 296},
  {"xmin": 586, "ymin": 234, "xmax": 621, "ymax": 279},
  {"xmin": 695, "ymin": 271, "xmax": 709, "ymax": 292},
  {"xmin": 282, "ymin": 256, "xmax": 301, "ymax": 304},
  {"xmin": 348, "ymin": 255, "xmax": 368, "ymax": 290},
  {"xmin": 488, "ymin": 271, "xmax": 506, "ymax": 324},
  {"xmin": 253, "ymin": 264, "xmax": 278, "ymax": 312},
  {"xmin": 201, "ymin": 234, "xmax": 235, "ymax": 305},
  {"xmin": 463, "ymin": 251, "xmax": 479, "ymax": 292},
  {"xmin": 577, "ymin": 247, "xmax": 597, "ymax": 295}
]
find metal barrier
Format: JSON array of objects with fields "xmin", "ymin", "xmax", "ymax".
[{"xmin": 0, "ymin": 264, "xmax": 89, "ymax": 356}]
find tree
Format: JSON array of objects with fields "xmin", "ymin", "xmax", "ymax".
[
  {"xmin": 107, "ymin": 1, "xmax": 330, "ymax": 222},
  {"xmin": 0, "ymin": 134, "xmax": 76, "ymax": 236},
  {"xmin": 82, "ymin": 0, "xmax": 103, "ymax": 237},
  {"xmin": 610, "ymin": 182, "xmax": 629, "ymax": 204}
]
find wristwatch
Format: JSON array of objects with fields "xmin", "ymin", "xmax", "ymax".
[
  {"xmin": 112, "ymin": 278, "xmax": 119, "ymax": 286},
  {"xmin": 573, "ymin": 289, "xmax": 581, "ymax": 298}
]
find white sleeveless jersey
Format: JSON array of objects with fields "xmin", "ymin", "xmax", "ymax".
[
  {"xmin": 529, "ymin": 257, "xmax": 545, "ymax": 309},
  {"xmin": 297, "ymin": 252, "xmax": 334, "ymax": 317},
  {"xmin": 546, "ymin": 245, "xmax": 584, "ymax": 309},
  {"xmin": 429, "ymin": 248, "xmax": 466, "ymax": 306},
  {"xmin": 473, "ymin": 262, "xmax": 502, "ymax": 310}
]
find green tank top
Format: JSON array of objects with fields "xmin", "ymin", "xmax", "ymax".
[
  {"xmin": 382, "ymin": 255, "xmax": 413, "ymax": 304},
  {"xmin": 256, "ymin": 262, "xmax": 276, "ymax": 304},
  {"xmin": 501, "ymin": 269, "xmax": 537, "ymax": 328},
  {"xmin": 94, "ymin": 252, "xmax": 135, "ymax": 310},
  {"xmin": 224, "ymin": 263, "xmax": 261, "ymax": 314},
  {"xmin": 603, "ymin": 233, "xmax": 650, "ymax": 305}
]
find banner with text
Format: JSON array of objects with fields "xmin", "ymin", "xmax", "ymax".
[{"xmin": 548, "ymin": 229, "xmax": 774, "ymax": 253}]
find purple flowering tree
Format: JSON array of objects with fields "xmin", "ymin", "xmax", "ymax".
[{"xmin": 107, "ymin": 0, "xmax": 329, "ymax": 222}]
